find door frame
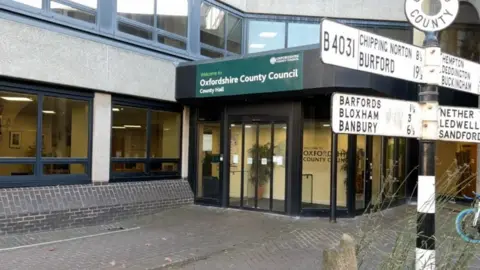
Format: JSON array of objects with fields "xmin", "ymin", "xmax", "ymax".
[{"xmin": 226, "ymin": 115, "xmax": 289, "ymax": 213}]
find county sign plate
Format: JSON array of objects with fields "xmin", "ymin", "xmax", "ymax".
[
  {"xmin": 320, "ymin": 19, "xmax": 425, "ymax": 83},
  {"xmin": 438, "ymin": 105, "xmax": 480, "ymax": 143},
  {"xmin": 441, "ymin": 53, "xmax": 480, "ymax": 95},
  {"xmin": 331, "ymin": 93, "xmax": 421, "ymax": 138}
]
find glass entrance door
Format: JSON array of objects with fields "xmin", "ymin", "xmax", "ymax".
[{"xmin": 228, "ymin": 119, "xmax": 287, "ymax": 213}]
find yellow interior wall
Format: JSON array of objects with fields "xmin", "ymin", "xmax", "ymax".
[
  {"xmin": 302, "ymin": 120, "xmax": 349, "ymax": 207},
  {"xmin": 436, "ymin": 141, "xmax": 476, "ymax": 196}
]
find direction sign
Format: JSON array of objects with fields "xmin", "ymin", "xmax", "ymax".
[
  {"xmin": 331, "ymin": 93, "xmax": 421, "ymax": 138},
  {"xmin": 441, "ymin": 53, "xmax": 480, "ymax": 95},
  {"xmin": 438, "ymin": 105, "xmax": 480, "ymax": 143},
  {"xmin": 320, "ymin": 19, "xmax": 425, "ymax": 83}
]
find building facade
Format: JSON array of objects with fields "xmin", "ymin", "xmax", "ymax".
[{"xmin": 0, "ymin": 0, "xmax": 477, "ymax": 233}]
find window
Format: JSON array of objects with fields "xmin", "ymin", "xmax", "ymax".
[
  {"xmin": 287, "ymin": 22, "xmax": 320, "ymax": 48},
  {"xmin": 110, "ymin": 102, "xmax": 181, "ymax": 180},
  {"xmin": 50, "ymin": 0, "xmax": 97, "ymax": 24},
  {"xmin": 0, "ymin": 88, "xmax": 91, "ymax": 187},
  {"xmin": 248, "ymin": 20, "xmax": 286, "ymax": 53},
  {"xmin": 200, "ymin": 2, "xmax": 243, "ymax": 58},
  {"xmin": 12, "ymin": 0, "xmax": 42, "ymax": 8},
  {"xmin": 116, "ymin": 0, "xmax": 188, "ymax": 51}
]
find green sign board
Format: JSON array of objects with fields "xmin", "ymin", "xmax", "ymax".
[{"xmin": 196, "ymin": 52, "xmax": 304, "ymax": 97}]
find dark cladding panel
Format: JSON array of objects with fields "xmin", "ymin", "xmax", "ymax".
[
  {"xmin": 302, "ymin": 49, "xmax": 335, "ymax": 89},
  {"xmin": 175, "ymin": 65, "xmax": 197, "ymax": 100}
]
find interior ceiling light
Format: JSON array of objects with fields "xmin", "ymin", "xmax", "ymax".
[
  {"xmin": 323, "ymin": 124, "xmax": 331, "ymax": 127},
  {"xmin": 112, "ymin": 108, "xmax": 120, "ymax": 112},
  {"xmin": 42, "ymin": 110, "xmax": 56, "ymax": 114},
  {"xmin": 249, "ymin": 44, "xmax": 266, "ymax": 49},
  {"xmin": 124, "ymin": 125, "xmax": 142, "ymax": 128},
  {"xmin": 1, "ymin": 97, "xmax": 33, "ymax": 101},
  {"xmin": 112, "ymin": 126, "xmax": 126, "ymax": 129},
  {"xmin": 259, "ymin": 32, "xmax": 277, "ymax": 38}
]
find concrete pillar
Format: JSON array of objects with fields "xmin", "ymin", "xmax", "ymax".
[
  {"xmin": 181, "ymin": 106, "xmax": 189, "ymax": 179},
  {"xmin": 91, "ymin": 92, "xmax": 112, "ymax": 184}
]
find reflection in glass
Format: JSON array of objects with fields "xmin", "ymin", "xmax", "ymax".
[
  {"xmin": 13, "ymin": 0, "xmax": 42, "ymax": 8},
  {"xmin": 371, "ymin": 136, "xmax": 382, "ymax": 205},
  {"xmin": 118, "ymin": 22, "xmax": 153, "ymax": 40},
  {"xmin": 43, "ymin": 163, "xmax": 86, "ymax": 174},
  {"xmin": 117, "ymin": 0, "xmax": 154, "ymax": 26},
  {"xmin": 51, "ymin": 1, "xmax": 96, "ymax": 23},
  {"xmin": 158, "ymin": 35, "xmax": 186, "ymax": 49},
  {"xmin": 42, "ymin": 96, "xmax": 89, "ymax": 158},
  {"xmin": 200, "ymin": 3, "xmax": 225, "ymax": 49},
  {"xmin": 150, "ymin": 110, "xmax": 181, "ymax": 158},
  {"xmin": 0, "ymin": 164, "xmax": 34, "ymax": 176},
  {"xmin": 201, "ymin": 48, "xmax": 224, "ymax": 58},
  {"xmin": 337, "ymin": 134, "xmax": 349, "ymax": 208},
  {"xmin": 227, "ymin": 14, "xmax": 242, "ymax": 54},
  {"xmin": 0, "ymin": 91, "xmax": 38, "ymax": 158},
  {"xmin": 196, "ymin": 122, "xmax": 221, "ymax": 200},
  {"xmin": 272, "ymin": 124, "xmax": 286, "ymax": 212},
  {"xmin": 229, "ymin": 123, "xmax": 243, "ymax": 207},
  {"xmin": 256, "ymin": 124, "xmax": 271, "ymax": 211},
  {"xmin": 287, "ymin": 23, "xmax": 320, "ymax": 48},
  {"xmin": 111, "ymin": 106, "xmax": 147, "ymax": 158},
  {"xmin": 302, "ymin": 119, "xmax": 335, "ymax": 209},
  {"xmin": 356, "ymin": 135, "xmax": 366, "ymax": 209},
  {"xmin": 156, "ymin": 0, "xmax": 188, "ymax": 37},
  {"xmin": 384, "ymin": 137, "xmax": 396, "ymax": 199},
  {"xmin": 111, "ymin": 162, "xmax": 145, "ymax": 173},
  {"xmin": 243, "ymin": 124, "xmax": 256, "ymax": 207},
  {"xmin": 248, "ymin": 21, "xmax": 285, "ymax": 53},
  {"xmin": 150, "ymin": 161, "xmax": 178, "ymax": 173},
  {"xmin": 68, "ymin": 0, "xmax": 97, "ymax": 8},
  {"xmin": 376, "ymin": 28, "xmax": 411, "ymax": 43}
]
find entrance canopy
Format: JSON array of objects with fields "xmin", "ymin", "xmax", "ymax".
[{"xmin": 175, "ymin": 46, "xmax": 413, "ymax": 102}]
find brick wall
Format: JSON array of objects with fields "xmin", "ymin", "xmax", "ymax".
[{"xmin": 0, "ymin": 180, "xmax": 193, "ymax": 234}]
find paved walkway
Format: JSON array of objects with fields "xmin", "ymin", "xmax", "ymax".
[{"xmin": 0, "ymin": 204, "xmax": 478, "ymax": 270}]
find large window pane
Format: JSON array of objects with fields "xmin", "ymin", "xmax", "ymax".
[
  {"xmin": 248, "ymin": 20, "xmax": 286, "ymax": 53},
  {"xmin": 200, "ymin": 3, "xmax": 225, "ymax": 49},
  {"xmin": 118, "ymin": 22, "xmax": 153, "ymax": 40},
  {"xmin": 13, "ymin": 0, "xmax": 42, "ymax": 8},
  {"xmin": 156, "ymin": 0, "xmax": 188, "ymax": 37},
  {"xmin": 43, "ymin": 163, "xmax": 86, "ymax": 174},
  {"xmin": 68, "ymin": 0, "xmax": 97, "ymax": 9},
  {"xmin": 117, "ymin": 0, "xmax": 154, "ymax": 26},
  {"xmin": 376, "ymin": 28, "xmax": 411, "ymax": 43},
  {"xmin": 111, "ymin": 106, "xmax": 147, "ymax": 158},
  {"xmin": 42, "ymin": 96, "xmax": 89, "ymax": 158},
  {"xmin": 0, "ymin": 91, "xmax": 38, "ymax": 158},
  {"xmin": 227, "ymin": 14, "xmax": 242, "ymax": 54},
  {"xmin": 287, "ymin": 22, "xmax": 320, "ymax": 48},
  {"xmin": 201, "ymin": 48, "xmax": 224, "ymax": 58},
  {"xmin": 0, "ymin": 164, "xmax": 34, "ymax": 176},
  {"xmin": 158, "ymin": 35, "xmax": 186, "ymax": 50},
  {"xmin": 51, "ymin": 1, "xmax": 96, "ymax": 24},
  {"xmin": 150, "ymin": 110, "xmax": 181, "ymax": 158}
]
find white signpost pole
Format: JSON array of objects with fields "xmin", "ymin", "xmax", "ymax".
[{"xmin": 405, "ymin": 1, "xmax": 459, "ymax": 270}]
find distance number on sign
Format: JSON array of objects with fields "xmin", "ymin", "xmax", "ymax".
[
  {"xmin": 322, "ymin": 32, "xmax": 356, "ymax": 58},
  {"xmin": 407, "ymin": 104, "xmax": 416, "ymax": 136}
]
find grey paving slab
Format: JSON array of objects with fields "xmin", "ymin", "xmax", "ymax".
[{"xmin": 0, "ymin": 204, "xmax": 478, "ymax": 270}]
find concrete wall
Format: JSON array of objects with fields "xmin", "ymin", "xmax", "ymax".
[
  {"xmin": 220, "ymin": 0, "xmax": 480, "ymax": 22},
  {"xmin": 0, "ymin": 17, "xmax": 178, "ymax": 102}
]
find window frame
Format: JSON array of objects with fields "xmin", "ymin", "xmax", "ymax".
[
  {"xmin": 0, "ymin": 80, "xmax": 93, "ymax": 188},
  {"xmin": 115, "ymin": 0, "xmax": 189, "ymax": 53},
  {"xmin": 199, "ymin": 0, "xmax": 242, "ymax": 58},
  {"xmin": 48, "ymin": 0, "xmax": 98, "ymax": 30},
  {"xmin": 110, "ymin": 96, "xmax": 183, "ymax": 182}
]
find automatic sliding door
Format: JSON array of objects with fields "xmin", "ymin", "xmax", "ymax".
[{"xmin": 228, "ymin": 119, "xmax": 287, "ymax": 213}]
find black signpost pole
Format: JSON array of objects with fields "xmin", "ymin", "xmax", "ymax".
[
  {"xmin": 416, "ymin": 31, "xmax": 439, "ymax": 270},
  {"xmin": 330, "ymin": 131, "xmax": 338, "ymax": 223}
]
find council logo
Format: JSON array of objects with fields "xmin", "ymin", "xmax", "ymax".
[{"xmin": 269, "ymin": 57, "xmax": 277, "ymax": 65}]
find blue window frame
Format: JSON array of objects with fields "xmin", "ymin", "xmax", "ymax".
[
  {"xmin": 0, "ymin": 80, "xmax": 93, "ymax": 188},
  {"xmin": 110, "ymin": 96, "xmax": 183, "ymax": 182}
]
